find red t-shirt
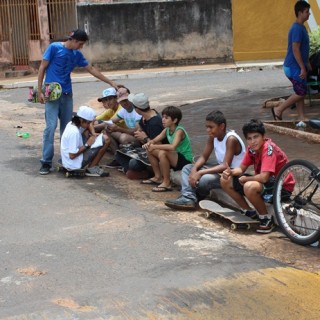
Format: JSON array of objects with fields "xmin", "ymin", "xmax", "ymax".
[{"xmin": 242, "ymin": 138, "xmax": 294, "ymax": 192}]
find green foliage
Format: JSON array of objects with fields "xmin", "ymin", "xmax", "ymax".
[{"xmin": 309, "ymin": 27, "xmax": 320, "ymax": 56}]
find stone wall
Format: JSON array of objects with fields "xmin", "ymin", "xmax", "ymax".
[{"xmin": 77, "ymin": 0, "xmax": 233, "ymax": 69}]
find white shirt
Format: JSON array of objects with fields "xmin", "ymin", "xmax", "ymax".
[
  {"xmin": 60, "ymin": 122, "xmax": 83, "ymax": 170},
  {"xmin": 117, "ymin": 107, "xmax": 141, "ymax": 128},
  {"xmin": 214, "ymin": 131, "xmax": 246, "ymax": 168}
]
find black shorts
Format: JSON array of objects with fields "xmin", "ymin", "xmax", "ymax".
[
  {"xmin": 232, "ymin": 175, "xmax": 291, "ymax": 203},
  {"xmin": 172, "ymin": 153, "xmax": 191, "ymax": 171}
]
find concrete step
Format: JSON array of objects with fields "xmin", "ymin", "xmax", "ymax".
[{"xmin": 5, "ymin": 69, "xmax": 32, "ymax": 78}]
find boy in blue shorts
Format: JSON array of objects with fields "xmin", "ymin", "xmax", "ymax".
[
  {"xmin": 142, "ymin": 106, "xmax": 193, "ymax": 192},
  {"xmin": 272, "ymin": 1, "xmax": 310, "ymax": 122},
  {"xmin": 221, "ymin": 119, "xmax": 294, "ymax": 233}
]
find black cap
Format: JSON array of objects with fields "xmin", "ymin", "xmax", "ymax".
[{"xmin": 69, "ymin": 29, "xmax": 89, "ymax": 41}]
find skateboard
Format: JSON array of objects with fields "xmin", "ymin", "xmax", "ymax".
[
  {"xmin": 116, "ymin": 144, "xmax": 150, "ymax": 166},
  {"xmin": 28, "ymin": 82, "xmax": 62, "ymax": 103},
  {"xmin": 199, "ymin": 200, "xmax": 259, "ymax": 230},
  {"xmin": 56, "ymin": 164, "xmax": 86, "ymax": 178}
]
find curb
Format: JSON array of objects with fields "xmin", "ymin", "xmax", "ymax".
[{"xmin": 264, "ymin": 121, "xmax": 320, "ymax": 144}]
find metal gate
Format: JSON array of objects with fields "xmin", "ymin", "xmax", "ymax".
[
  {"xmin": 0, "ymin": 0, "xmax": 40, "ymax": 65},
  {"xmin": 47, "ymin": 0, "xmax": 77, "ymax": 41},
  {"xmin": 0, "ymin": 0, "xmax": 76, "ymax": 66}
]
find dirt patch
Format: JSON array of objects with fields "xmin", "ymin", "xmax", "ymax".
[
  {"xmin": 16, "ymin": 267, "xmax": 47, "ymax": 277},
  {"xmin": 53, "ymin": 298, "xmax": 95, "ymax": 312}
]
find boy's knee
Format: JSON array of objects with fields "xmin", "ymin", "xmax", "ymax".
[
  {"xmin": 243, "ymin": 181, "xmax": 262, "ymax": 195},
  {"xmin": 220, "ymin": 177, "xmax": 231, "ymax": 190},
  {"xmin": 118, "ymin": 135, "xmax": 129, "ymax": 145}
]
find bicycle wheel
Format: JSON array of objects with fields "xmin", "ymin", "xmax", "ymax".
[{"xmin": 273, "ymin": 159, "xmax": 320, "ymax": 245}]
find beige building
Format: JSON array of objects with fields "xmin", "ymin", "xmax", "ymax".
[{"xmin": 232, "ymin": 0, "xmax": 319, "ymax": 61}]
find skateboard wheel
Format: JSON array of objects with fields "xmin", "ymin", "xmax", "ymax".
[
  {"xmin": 246, "ymin": 224, "xmax": 251, "ymax": 230},
  {"xmin": 204, "ymin": 212, "xmax": 211, "ymax": 218},
  {"xmin": 231, "ymin": 224, "xmax": 237, "ymax": 230},
  {"xmin": 65, "ymin": 172, "xmax": 70, "ymax": 178}
]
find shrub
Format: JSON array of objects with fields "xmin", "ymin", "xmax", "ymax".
[{"xmin": 309, "ymin": 27, "xmax": 320, "ymax": 56}]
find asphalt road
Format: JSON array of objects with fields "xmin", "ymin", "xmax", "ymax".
[{"xmin": 1, "ymin": 68, "xmax": 320, "ymax": 319}]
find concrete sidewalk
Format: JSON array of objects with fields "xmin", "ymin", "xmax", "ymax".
[{"xmin": 0, "ymin": 60, "xmax": 283, "ymax": 89}]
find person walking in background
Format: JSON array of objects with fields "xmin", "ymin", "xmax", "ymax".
[
  {"xmin": 38, "ymin": 29, "xmax": 121, "ymax": 175},
  {"xmin": 271, "ymin": 1, "xmax": 310, "ymax": 123}
]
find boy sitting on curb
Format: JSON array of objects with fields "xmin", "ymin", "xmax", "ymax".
[
  {"xmin": 94, "ymin": 87, "xmax": 126, "ymax": 133},
  {"xmin": 115, "ymin": 93, "xmax": 164, "ymax": 180},
  {"xmin": 165, "ymin": 110, "xmax": 245, "ymax": 210},
  {"xmin": 221, "ymin": 119, "xmax": 294, "ymax": 233},
  {"xmin": 105, "ymin": 87, "xmax": 142, "ymax": 168},
  {"xmin": 142, "ymin": 106, "xmax": 193, "ymax": 192},
  {"xmin": 60, "ymin": 106, "xmax": 109, "ymax": 177}
]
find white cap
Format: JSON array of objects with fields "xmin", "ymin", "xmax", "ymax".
[
  {"xmin": 97, "ymin": 87, "xmax": 117, "ymax": 102},
  {"xmin": 76, "ymin": 106, "xmax": 96, "ymax": 121}
]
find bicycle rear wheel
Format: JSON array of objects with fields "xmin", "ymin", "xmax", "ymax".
[{"xmin": 273, "ymin": 159, "xmax": 320, "ymax": 245}]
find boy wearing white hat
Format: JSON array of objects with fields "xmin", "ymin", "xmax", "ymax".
[{"xmin": 60, "ymin": 106, "xmax": 109, "ymax": 177}]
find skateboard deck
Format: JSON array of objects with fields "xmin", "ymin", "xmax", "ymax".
[
  {"xmin": 28, "ymin": 82, "xmax": 62, "ymax": 103},
  {"xmin": 56, "ymin": 164, "xmax": 86, "ymax": 178},
  {"xmin": 199, "ymin": 200, "xmax": 259, "ymax": 230},
  {"xmin": 117, "ymin": 144, "xmax": 150, "ymax": 166}
]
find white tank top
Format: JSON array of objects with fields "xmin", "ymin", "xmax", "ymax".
[{"xmin": 214, "ymin": 130, "xmax": 245, "ymax": 168}]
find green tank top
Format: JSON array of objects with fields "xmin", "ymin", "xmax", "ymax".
[{"xmin": 166, "ymin": 125, "xmax": 193, "ymax": 162}]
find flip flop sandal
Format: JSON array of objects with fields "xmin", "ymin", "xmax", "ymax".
[
  {"xmin": 152, "ymin": 186, "xmax": 173, "ymax": 192},
  {"xmin": 271, "ymin": 107, "xmax": 282, "ymax": 121},
  {"xmin": 141, "ymin": 179, "xmax": 161, "ymax": 185}
]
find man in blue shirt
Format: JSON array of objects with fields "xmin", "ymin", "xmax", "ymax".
[
  {"xmin": 38, "ymin": 29, "xmax": 121, "ymax": 175},
  {"xmin": 272, "ymin": 1, "xmax": 310, "ymax": 123}
]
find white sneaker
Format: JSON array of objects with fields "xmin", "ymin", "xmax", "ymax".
[{"xmin": 85, "ymin": 166, "xmax": 109, "ymax": 177}]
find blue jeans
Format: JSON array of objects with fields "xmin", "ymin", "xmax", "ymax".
[
  {"xmin": 181, "ymin": 163, "xmax": 221, "ymax": 202},
  {"xmin": 115, "ymin": 152, "xmax": 146, "ymax": 172},
  {"xmin": 41, "ymin": 94, "xmax": 73, "ymax": 165}
]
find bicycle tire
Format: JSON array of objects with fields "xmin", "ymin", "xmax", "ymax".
[{"xmin": 273, "ymin": 159, "xmax": 320, "ymax": 246}]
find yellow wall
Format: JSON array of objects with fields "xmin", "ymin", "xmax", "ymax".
[{"xmin": 232, "ymin": 0, "xmax": 297, "ymax": 61}]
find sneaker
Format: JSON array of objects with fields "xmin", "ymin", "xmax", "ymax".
[
  {"xmin": 85, "ymin": 166, "xmax": 110, "ymax": 177},
  {"xmin": 39, "ymin": 164, "xmax": 51, "ymax": 175},
  {"xmin": 164, "ymin": 196, "xmax": 196, "ymax": 210},
  {"xmin": 104, "ymin": 159, "xmax": 122, "ymax": 169},
  {"xmin": 256, "ymin": 216, "xmax": 275, "ymax": 234},
  {"xmin": 240, "ymin": 209, "xmax": 258, "ymax": 220}
]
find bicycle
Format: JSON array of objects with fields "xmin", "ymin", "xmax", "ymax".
[{"xmin": 273, "ymin": 159, "xmax": 320, "ymax": 246}]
